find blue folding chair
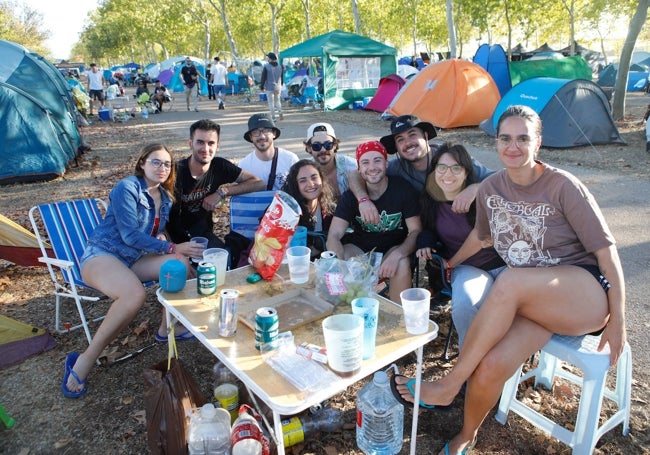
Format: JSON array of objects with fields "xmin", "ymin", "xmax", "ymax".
[{"xmin": 229, "ymin": 191, "xmax": 276, "ymax": 241}]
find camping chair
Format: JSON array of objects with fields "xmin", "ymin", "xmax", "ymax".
[
  {"xmin": 229, "ymin": 191, "xmax": 276, "ymax": 241},
  {"xmin": 29, "ymin": 199, "xmax": 107, "ymax": 345}
]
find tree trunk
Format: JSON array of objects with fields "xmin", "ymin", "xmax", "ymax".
[
  {"xmin": 612, "ymin": 0, "xmax": 649, "ymax": 121},
  {"xmin": 446, "ymin": 0, "xmax": 457, "ymax": 58},
  {"xmin": 352, "ymin": 0, "xmax": 361, "ymax": 34}
]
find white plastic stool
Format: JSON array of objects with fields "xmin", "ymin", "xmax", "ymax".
[{"xmin": 496, "ymin": 334, "xmax": 632, "ymax": 455}]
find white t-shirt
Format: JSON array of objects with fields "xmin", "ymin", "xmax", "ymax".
[
  {"xmin": 87, "ymin": 70, "xmax": 104, "ymax": 90},
  {"xmin": 211, "ymin": 63, "xmax": 227, "ymax": 86},
  {"xmin": 238, "ymin": 147, "xmax": 299, "ymax": 191}
]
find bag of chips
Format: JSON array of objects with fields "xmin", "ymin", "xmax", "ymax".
[{"xmin": 249, "ymin": 191, "xmax": 301, "ymax": 280}]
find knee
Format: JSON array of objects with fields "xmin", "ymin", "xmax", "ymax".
[{"xmin": 472, "ymin": 351, "xmax": 513, "ymax": 387}]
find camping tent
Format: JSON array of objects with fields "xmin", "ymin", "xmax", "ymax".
[
  {"xmin": 473, "ymin": 44, "xmax": 512, "ymax": 96},
  {"xmin": 0, "ymin": 40, "xmax": 82, "ymax": 184},
  {"xmin": 0, "ymin": 315, "xmax": 56, "ymax": 369},
  {"xmin": 386, "ymin": 59, "xmax": 501, "ymax": 129},
  {"xmin": 279, "ymin": 30, "xmax": 397, "ymax": 110},
  {"xmin": 480, "ymin": 77, "xmax": 624, "ymax": 148},
  {"xmin": 0, "ymin": 213, "xmax": 52, "ymax": 266},
  {"xmin": 364, "ymin": 74, "xmax": 406, "ymax": 112},
  {"xmin": 509, "ymin": 55, "xmax": 592, "ymax": 86},
  {"xmin": 597, "ymin": 63, "xmax": 649, "ymax": 91},
  {"xmin": 397, "ymin": 64, "xmax": 418, "ymax": 79}
]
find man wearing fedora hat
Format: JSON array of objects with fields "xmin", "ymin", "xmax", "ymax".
[
  {"xmin": 304, "ymin": 122, "xmax": 357, "ymax": 200},
  {"xmin": 349, "ymin": 114, "xmax": 493, "ymax": 224},
  {"xmin": 327, "ymin": 140, "xmax": 421, "ymax": 302},
  {"xmin": 260, "ymin": 52, "xmax": 284, "ymax": 121},
  {"xmin": 240, "ymin": 113, "xmax": 299, "ymax": 191}
]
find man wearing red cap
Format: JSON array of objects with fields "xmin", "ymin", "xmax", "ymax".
[{"xmin": 326, "ymin": 141, "xmax": 421, "ymax": 302}]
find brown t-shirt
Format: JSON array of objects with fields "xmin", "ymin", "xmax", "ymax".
[{"xmin": 475, "ymin": 162, "xmax": 614, "ymax": 268}]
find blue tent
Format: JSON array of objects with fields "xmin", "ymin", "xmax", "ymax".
[
  {"xmin": 597, "ymin": 63, "xmax": 649, "ymax": 91},
  {"xmin": 480, "ymin": 77, "xmax": 624, "ymax": 148},
  {"xmin": 0, "ymin": 40, "xmax": 82, "ymax": 184},
  {"xmin": 473, "ymin": 44, "xmax": 512, "ymax": 96}
]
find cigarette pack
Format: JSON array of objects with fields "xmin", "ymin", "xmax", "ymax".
[{"xmin": 296, "ymin": 341, "xmax": 328, "ymax": 364}]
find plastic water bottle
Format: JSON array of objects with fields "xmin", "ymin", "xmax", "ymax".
[
  {"xmin": 230, "ymin": 405, "xmax": 264, "ymax": 455},
  {"xmin": 141, "ymin": 106, "xmax": 149, "ymax": 118},
  {"xmin": 281, "ymin": 407, "xmax": 343, "ymax": 448},
  {"xmin": 356, "ymin": 371, "xmax": 404, "ymax": 455},
  {"xmin": 187, "ymin": 403, "xmax": 231, "ymax": 455}
]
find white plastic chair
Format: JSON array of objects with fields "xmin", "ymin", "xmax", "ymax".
[{"xmin": 496, "ymin": 333, "xmax": 632, "ymax": 454}]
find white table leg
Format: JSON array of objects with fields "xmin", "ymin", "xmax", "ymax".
[
  {"xmin": 410, "ymin": 345, "xmax": 424, "ymax": 454},
  {"xmin": 273, "ymin": 410, "xmax": 286, "ymax": 454}
]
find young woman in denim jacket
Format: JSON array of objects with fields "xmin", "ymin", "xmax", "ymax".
[{"xmin": 62, "ymin": 143, "xmax": 204, "ymax": 398}]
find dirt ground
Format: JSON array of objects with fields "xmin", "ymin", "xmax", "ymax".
[{"xmin": 1, "ymin": 89, "xmax": 649, "ymax": 454}]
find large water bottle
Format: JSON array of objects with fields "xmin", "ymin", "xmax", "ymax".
[
  {"xmin": 187, "ymin": 403, "xmax": 231, "ymax": 455},
  {"xmin": 356, "ymin": 371, "xmax": 404, "ymax": 455}
]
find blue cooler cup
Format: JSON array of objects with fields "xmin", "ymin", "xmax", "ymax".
[{"xmin": 290, "ymin": 226, "xmax": 308, "ymax": 247}]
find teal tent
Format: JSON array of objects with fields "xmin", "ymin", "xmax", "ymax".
[
  {"xmin": 280, "ymin": 30, "xmax": 397, "ymax": 110},
  {"xmin": 0, "ymin": 40, "xmax": 82, "ymax": 184}
]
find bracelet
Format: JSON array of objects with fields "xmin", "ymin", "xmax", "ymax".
[
  {"xmin": 167, "ymin": 243, "xmax": 176, "ymax": 254},
  {"xmin": 445, "ymin": 261, "xmax": 452, "ymax": 283},
  {"xmin": 218, "ymin": 186, "xmax": 229, "ymax": 198},
  {"xmin": 358, "ymin": 196, "xmax": 370, "ymax": 204}
]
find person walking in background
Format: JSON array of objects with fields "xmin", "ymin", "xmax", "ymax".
[
  {"xmin": 416, "ymin": 142, "xmax": 505, "ymax": 336},
  {"xmin": 393, "ymin": 105, "xmax": 626, "ymax": 455},
  {"xmin": 211, "ymin": 56, "xmax": 228, "ymax": 102},
  {"xmin": 239, "ymin": 113, "xmax": 298, "ymax": 190},
  {"xmin": 86, "ymin": 63, "xmax": 105, "ymax": 116},
  {"xmin": 180, "ymin": 57, "xmax": 199, "ymax": 112},
  {"xmin": 62, "ymin": 144, "xmax": 205, "ymax": 398},
  {"xmin": 304, "ymin": 122, "xmax": 357, "ymax": 201},
  {"xmin": 260, "ymin": 52, "xmax": 283, "ymax": 121},
  {"xmin": 206, "ymin": 64, "xmax": 214, "ymax": 100},
  {"xmin": 166, "ymin": 119, "xmax": 265, "ymax": 250}
]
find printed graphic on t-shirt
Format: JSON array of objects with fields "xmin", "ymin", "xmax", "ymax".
[
  {"xmin": 355, "ymin": 210, "xmax": 403, "ymax": 233},
  {"xmin": 486, "ymin": 195, "xmax": 560, "ymax": 267},
  {"xmin": 181, "ymin": 184, "xmax": 213, "ymax": 213}
]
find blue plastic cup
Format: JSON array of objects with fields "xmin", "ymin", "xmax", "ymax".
[{"xmin": 351, "ymin": 297, "xmax": 379, "ymax": 359}]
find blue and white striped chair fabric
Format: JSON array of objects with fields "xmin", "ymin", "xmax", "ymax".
[{"xmin": 229, "ymin": 191, "xmax": 276, "ymax": 241}]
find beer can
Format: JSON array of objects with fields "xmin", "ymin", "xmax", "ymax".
[
  {"xmin": 218, "ymin": 289, "xmax": 239, "ymax": 337},
  {"xmin": 321, "ymin": 251, "xmax": 337, "ymax": 259},
  {"xmin": 254, "ymin": 307, "xmax": 279, "ymax": 350},
  {"xmin": 197, "ymin": 261, "xmax": 216, "ymax": 296}
]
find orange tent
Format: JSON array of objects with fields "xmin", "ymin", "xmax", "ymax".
[{"xmin": 387, "ymin": 59, "xmax": 501, "ymax": 129}]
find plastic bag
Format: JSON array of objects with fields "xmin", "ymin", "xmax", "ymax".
[
  {"xmin": 143, "ymin": 357, "xmax": 206, "ymax": 454},
  {"xmin": 315, "ymin": 251, "xmax": 382, "ymax": 306},
  {"xmin": 249, "ymin": 191, "xmax": 302, "ymax": 280}
]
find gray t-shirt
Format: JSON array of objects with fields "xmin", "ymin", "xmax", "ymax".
[{"xmin": 475, "ymin": 162, "xmax": 614, "ymax": 268}]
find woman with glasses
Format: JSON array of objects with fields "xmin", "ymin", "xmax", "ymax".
[
  {"xmin": 282, "ymin": 159, "xmax": 337, "ymax": 258},
  {"xmin": 62, "ymin": 144, "xmax": 205, "ymax": 398},
  {"xmin": 416, "ymin": 143, "xmax": 505, "ymax": 345},
  {"xmin": 394, "ymin": 105, "xmax": 626, "ymax": 454}
]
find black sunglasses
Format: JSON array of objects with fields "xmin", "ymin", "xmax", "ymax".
[{"xmin": 310, "ymin": 141, "xmax": 334, "ymax": 152}]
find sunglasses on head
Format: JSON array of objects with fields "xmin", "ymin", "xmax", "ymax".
[{"xmin": 310, "ymin": 141, "xmax": 334, "ymax": 152}]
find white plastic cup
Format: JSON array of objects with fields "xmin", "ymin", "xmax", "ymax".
[
  {"xmin": 190, "ymin": 236, "xmax": 208, "ymax": 262},
  {"xmin": 400, "ymin": 288, "xmax": 431, "ymax": 335},
  {"xmin": 286, "ymin": 246, "xmax": 311, "ymax": 284},
  {"xmin": 351, "ymin": 297, "xmax": 379, "ymax": 359},
  {"xmin": 203, "ymin": 248, "xmax": 229, "ymax": 286},
  {"xmin": 322, "ymin": 314, "xmax": 364, "ymax": 376}
]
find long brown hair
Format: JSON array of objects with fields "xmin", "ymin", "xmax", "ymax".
[
  {"xmin": 134, "ymin": 143, "xmax": 176, "ymax": 201},
  {"xmin": 282, "ymin": 159, "xmax": 336, "ymax": 229}
]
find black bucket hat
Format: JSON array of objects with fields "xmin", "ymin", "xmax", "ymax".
[
  {"xmin": 379, "ymin": 115, "xmax": 437, "ymax": 154},
  {"xmin": 244, "ymin": 113, "xmax": 281, "ymax": 142}
]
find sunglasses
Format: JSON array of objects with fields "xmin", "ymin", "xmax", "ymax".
[{"xmin": 310, "ymin": 141, "xmax": 334, "ymax": 152}]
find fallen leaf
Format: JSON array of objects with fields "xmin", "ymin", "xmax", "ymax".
[
  {"xmin": 53, "ymin": 438, "xmax": 74, "ymax": 449},
  {"xmin": 323, "ymin": 446, "xmax": 338, "ymax": 455},
  {"xmin": 133, "ymin": 410, "xmax": 147, "ymax": 425},
  {"xmin": 122, "ymin": 396, "xmax": 134, "ymax": 405}
]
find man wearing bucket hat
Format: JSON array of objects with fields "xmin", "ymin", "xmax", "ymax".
[
  {"xmin": 304, "ymin": 122, "xmax": 357, "ymax": 200},
  {"xmin": 260, "ymin": 52, "xmax": 284, "ymax": 121},
  {"xmin": 349, "ymin": 114, "xmax": 493, "ymax": 224},
  {"xmin": 240, "ymin": 113, "xmax": 299, "ymax": 191},
  {"xmin": 326, "ymin": 140, "xmax": 421, "ymax": 302}
]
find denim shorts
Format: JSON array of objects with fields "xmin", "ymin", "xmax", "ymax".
[{"xmin": 80, "ymin": 245, "xmax": 134, "ymax": 269}]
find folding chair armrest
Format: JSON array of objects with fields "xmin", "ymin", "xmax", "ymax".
[{"xmin": 39, "ymin": 256, "xmax": 75, "ymax": 270}]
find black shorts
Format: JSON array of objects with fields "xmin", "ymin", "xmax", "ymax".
[
  {"xmin": 575, "ymin": 264, "xmax": 611, "ymax": 292},
  {"xmin": 89, "ymin": 89, "xmax": 104, "ymax": 101}
]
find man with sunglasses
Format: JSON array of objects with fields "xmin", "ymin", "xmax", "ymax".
[
  {"xmin": 349, "ymin": 115, "xmax": 493, "ymax": 225},
  {"xmin": 304, "ymin": 122, "xmax": 357, "ymax": 201},
  {"xmin": 167, "ymin": 119, "xmax": 265, "ymax": 252},
  {"xmin": 240, "ymin": 113, "xmax": 299, "ymax": 190}
]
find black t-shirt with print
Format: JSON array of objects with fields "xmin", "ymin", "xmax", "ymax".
[
  {"xmin": 334, "ymin": 176, "xmax": 419, "ymax": 253},
  {"xmin": 167, "ymin": 156, "xmax": 241, "ymax": 242}
]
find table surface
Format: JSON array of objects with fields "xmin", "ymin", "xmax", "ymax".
[{"xmin": 157, "ymin": 264, "xmax": 438, "ymax": 415}]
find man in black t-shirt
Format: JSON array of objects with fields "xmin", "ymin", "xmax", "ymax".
[
  {"xmin": 167, "ymin": 119, "xmax": 265, "ymax": 250},
  {"xmin": 326, "ymin": 141, "xmax": 421, "ymax": 302},
  {"xmin": 180, "ymin": 57, "xmax": 199, "ymax": 111}
]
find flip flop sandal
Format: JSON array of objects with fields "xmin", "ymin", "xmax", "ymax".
[
  {"xmin": 61, "ymin": 352, "xmax": 87, "ymax": 398},
  {"xmin": 154, "ymin": 329, "xmax": 196, "ymax": 343},
  {"xmin": 389, "ymin": 373, "xmax": 436, "ymax": 409},
  {"xmin": 442, "ymin": 438, "xmax": 476, "ymax": 455}
]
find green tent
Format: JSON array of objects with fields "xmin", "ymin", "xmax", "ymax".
[
  {"xmin": 280, "ymin": 30, "xmax": 397, "ymax": 110},
  {"xmin": 509, "ymin": 55, "xmax": 593, "ymax": 86}
]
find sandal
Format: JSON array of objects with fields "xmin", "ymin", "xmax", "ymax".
[
  {"xmin": 154, "ymin": 329, "xmax": 195, "ymax": 343},
  {"xmin": 389, "ymin": 374, "xmax": 436, "ymax": 409},
  {"xmin": 441, "ymin": 438, "xmax": 476, "ymax": 455},
  {"xmin": 61, "ymin": 352, "xmax": 87, "ymax": 398}
]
